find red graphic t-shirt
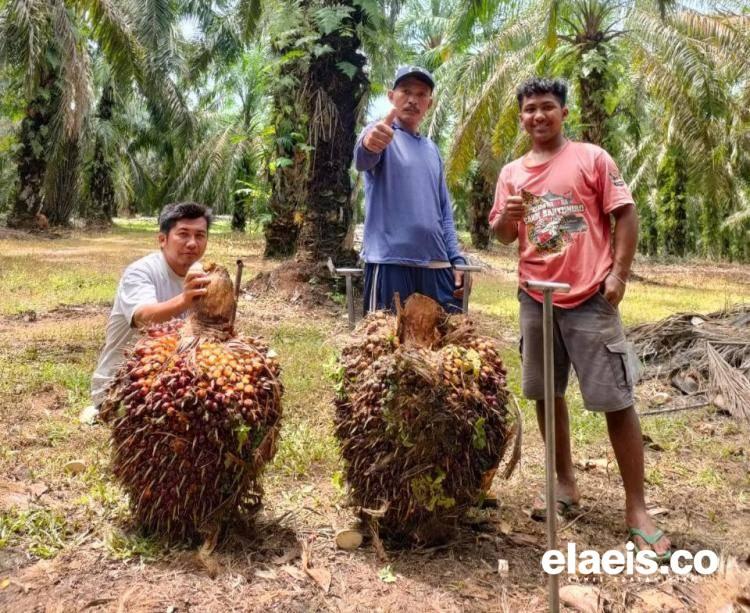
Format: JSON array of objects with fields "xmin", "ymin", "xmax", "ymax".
[{"xmin": 489, "ymin": 141, "xmax": 634, "ymax": 308}]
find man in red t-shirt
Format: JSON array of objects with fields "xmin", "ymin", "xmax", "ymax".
[{"xmin": 489, "ymin": 77, "xmax": 671, "ymax": 560}]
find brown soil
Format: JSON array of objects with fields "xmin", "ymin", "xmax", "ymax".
[
  {"xmin": 247, "ymin": 261, "xmax": 344, "ymax": 310},
  {"xmin": 0, "ymin": 304, "xmax": 110, "ymax": 327}
]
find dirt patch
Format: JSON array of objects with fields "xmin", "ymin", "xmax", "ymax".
[
  {"xmin": 2, "ymin": 498, "xmax": 748, "ymax": 611},
  {"xmin": 0, "ymin": 549, "xmax": 29, "ymax": 579},
  {"xmin": 3, "ymin": 387, "xmax": 67, "ymax": 421},
  {"xmin": 0, "ymin": 481, "xmax": 50, "ymax": 513},
  {"xmin": 0, "ymin": 388, "xmax": 71, "ymax": 472},
  {"xmin": 246, "ymin": 262, "xmax": 344, "ymax": 311},
  {"xmin": 0, "ymin": 517, "xmax": 325, "ymax": 612},
  {"xmin": 0, "ymin": 227, "xmax": 68, "ymax": 241},
  {"xmin": 0, "ymin": 304, "xmax": 110, "ymax": 328},
  {"xmin": 0, "ymin": 512, "xmax": 550, "ymax": 612},
  {"xmin": 0, "ymin": 228, "xmax": 43, "ymax": 241},
  {"xmin": 632, "ymin": 262, "xmax": 750, "ymax": 287},
  {"xmin": 236, "ymin": 287, "xmax": 346, "ymax": 337}
]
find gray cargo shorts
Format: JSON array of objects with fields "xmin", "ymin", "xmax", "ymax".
[{"xmin": 518, "ymin": 288, "xmax": 634, "ymax": 412}]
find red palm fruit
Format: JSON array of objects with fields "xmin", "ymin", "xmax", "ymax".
[
  {"xmin": 334, "ymin": 294, "xmax": 512, "ymax": 543},
  {"xmin": 101, "ymin": 263, "xmax": 284, "ymax": 542}
]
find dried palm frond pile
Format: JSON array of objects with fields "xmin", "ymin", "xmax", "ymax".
[
  {"xmin": 334, "ymin": 294, "xmax": 516, "ymax": 543},
  {"xmin": 627, "ymin": 305, "xmax": 750, "ymax": 420},
  {"xmin": 101, "ymin": 263, "xmax": 283, "ymax": 541}
]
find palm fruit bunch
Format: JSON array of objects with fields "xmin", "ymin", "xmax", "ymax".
[
  {"xmin": 334, "ymin": 294, "xmax": 512, "ymax": 542},
  {"xmin": 101, "ymin": 263, "xmax": 283, "ymax": 541}
]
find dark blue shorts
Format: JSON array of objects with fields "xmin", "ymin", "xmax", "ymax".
[{"xmin": 363, "ymin": 263, "xmax": 463, "ymax": 314}]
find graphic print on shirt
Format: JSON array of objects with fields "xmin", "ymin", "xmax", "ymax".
[
  {"xmin": 522, "ymin": 189, "xmax": 588, "ymax": 255},
  {"xmin": 609, "ymin": 171, "xmax": 626, "ymax": 187}
]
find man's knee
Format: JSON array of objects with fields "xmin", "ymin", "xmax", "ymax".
[
  {"xmin": 535, "ymin": 396, "xmax": 568, "ymax": 412},
  {"xmin": 604, "ymin": 404, "xmax": 637, "ymax": 425}
]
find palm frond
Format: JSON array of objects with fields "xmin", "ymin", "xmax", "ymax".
[
  {"xmin": 440, "ymin": 13, "xmax": 540, "ymax": 174},
  {"xmin": 137, "ymin": 0, "xmax": 174, "ymax": 52},
  {"xmin": 53, "ymin": 0, "xmax": 91, "ymax": 139},
  {"xmin": 447, "ymin": 45, "xmax": 534, "ymax": 184},
  {"xmin": 72, "ymin": 0, "xmax": 193, "ymax": 135},
  {"xmin": 453, "ymin": 15, "xmax": 540, "ymax": 98},
  {"xmin": 71, "ymin": 0, "xmax": 142, "ymax": 84},
  {"xmin": 238, "ymin": 0, "xmax": 262, "ymax": 39},
  {"xmin": 630, "ymin": 9, "xmax": 727, "ymax": 117},
  {"xmin": 723, "ymin": 189, "xmax": 750, "ymax": 228},
  {"xmin": 0, "ymin": 0, "xmax": 50, "ymax": 92},
  {"xmin": 187, "ymin": 12, "xmax": 244, "ymax": 78},
  {"xmin": 170, "ymin": 108, "xmax": 266, "ymax": 214},
  {"xmin": 445, "ymin": 0, "xmax": 523, "ymax": 51},
  {"xmin": 619, "ymin": 132, "xmax": 658, "ymax": 192}
]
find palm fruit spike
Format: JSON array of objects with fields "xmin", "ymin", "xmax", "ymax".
[
  {"xmin": 334, "ymin": 293, "xmax": 513, "ymax": 544},
  {"xmin": 101, "ymin": 262, "xmax": 283, "ymax": 542}
]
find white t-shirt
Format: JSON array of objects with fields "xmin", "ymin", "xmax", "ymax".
[{"xmin": 90, "ymin": 251, "xmax": 184, "ymax": 405}]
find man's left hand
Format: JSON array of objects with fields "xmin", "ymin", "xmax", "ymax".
[
  {"xmin": 452, "ymin": 269, "xmax": 465, "ymax": 299},
  {"xmin": 603, "ymin": 272, "xmax": 626, "ymax": 307}
]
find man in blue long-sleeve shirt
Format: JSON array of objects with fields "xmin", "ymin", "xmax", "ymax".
[{"xmin": 354, "ymin": 66, "xmax": 466, "ymax": 314}]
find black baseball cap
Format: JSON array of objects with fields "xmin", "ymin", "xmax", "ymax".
[{"xmin": 393, "ymin": 65, "xmax": 435, "ymax": 91}]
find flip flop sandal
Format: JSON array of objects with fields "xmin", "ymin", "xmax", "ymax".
[
  {"xmin": 530, "ymin": 494, "xmax": 580, "ymax": 521},
  {"xmin": 627, "ymin": 527, "xmax": 672, "ymax": 563}
]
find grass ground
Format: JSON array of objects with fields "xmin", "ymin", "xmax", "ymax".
[{"xmin": 0, "ymin": 221, "xmax": 748, "ymax": 612}]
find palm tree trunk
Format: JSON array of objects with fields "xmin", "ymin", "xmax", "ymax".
[
  {"xmin": 44, "ymin": 137, "xmax": 82, "ymax": 226},
  {"xmin": 85, "ymin": 84, "xmax": 116, "ymax": 225},
  {"xmin": 232, "ymin": 157, "xmax": 250, "ymax": 232},
  {"xmin": 232, "ymin": 194, "xmax": 247, "ymax": 232},
  {"xmin": 264, "ymin": 152, "xmax": 305, "ymax": 257},
  {"xmin": 295, "ymin": 0, "xmax": 367, "ymax": 267},
  {"xmin": 7, "ymin": 91, "xmax": 52, "ymax": 228},
  {"xmin": 578, "ymin": 67, "xmax": 608, "ymax": 146},
  {"xmin": 263, "ymin": 45, "xmax": 308, "ymax": 257},
  {"xmin": 636, "ymin": 195, "xmax": 658, "ymax": 256},
  {"xmin": 568, "ymin": 2, "xmax": 616, "ymax": 148},
  {"xmin": 656, "ymin": 146, "xmax": 688, "ymax": 257},
  {"xmin": 468, "ymin": 173, "xmax": 494, "ymax": 249},
  {"xmin": 700, "ymin": 197, "xmax": 724, "ymax": 259}
]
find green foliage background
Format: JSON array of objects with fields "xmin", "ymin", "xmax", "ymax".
[{"xmin": 0, "ymin": 0, "xmax": 747, "ymax": 259}]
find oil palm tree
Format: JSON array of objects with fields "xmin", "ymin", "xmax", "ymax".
[
  {"xmin": 0, "ymin": 0, "xmax": 193, "ymax": 227},
  {"xmin": 170, "ymin": 46, "xmax": 270, "ymax": 230},
  {"xmin": 262, "ymin": 0, "xmax": 399, "ymax": 263},
  {"xmin": 624, "ymin": 6, "xmax": 750, "ymax": 258},
  {"xmin": 294, "ymin": 0, "xmax": 370, "ymax": 266}
]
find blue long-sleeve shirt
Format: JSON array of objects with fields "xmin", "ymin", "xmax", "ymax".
[{"xmin": 354, "ymin": 121, "xmax": 465, "ymax": 267}]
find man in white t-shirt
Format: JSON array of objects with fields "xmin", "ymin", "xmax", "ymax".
[{"xmin": 86, "ymin": 202, "xmax": 212, "ymax": 420}]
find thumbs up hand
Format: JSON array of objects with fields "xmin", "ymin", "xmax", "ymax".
[{"xmin": 362, "ymin": 107, "xmax": 399, "ymax": 154}]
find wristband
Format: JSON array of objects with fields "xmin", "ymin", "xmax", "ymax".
[{"xmin": 608, "ymin": 271, "xmax": 627, "ymax": 285}]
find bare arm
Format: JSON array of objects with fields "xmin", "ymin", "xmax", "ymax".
[
  {"xmin": 132, "ymin": 294, "xmax": 190, "ymax": 327},
  {"xmin": 490, "ymin": 195, "xmax": 524, "ymax": 244},
  {"xmin": 491, "ymin": 216, "xmax": 519, "ymax": 244},
  {"xmin": 602, "ymin": 204, "xmax": 639, "ymax": 306},
  {"xmin": 132, "ymin": 270, "xmax": 209, "ymax": 328}
]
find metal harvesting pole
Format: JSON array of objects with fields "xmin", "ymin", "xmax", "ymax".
[{"xmin": 525, "ymin": 279, "xmax": 571, "ymax": 613}]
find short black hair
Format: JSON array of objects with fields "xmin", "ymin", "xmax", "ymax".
[
  {"xmin": 158, "ymin": 201, "xmax": 212, "ymax": 234},
  {"xmin": 516, "ymin": 77, "xmax": 568, "ymax": 109}
]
